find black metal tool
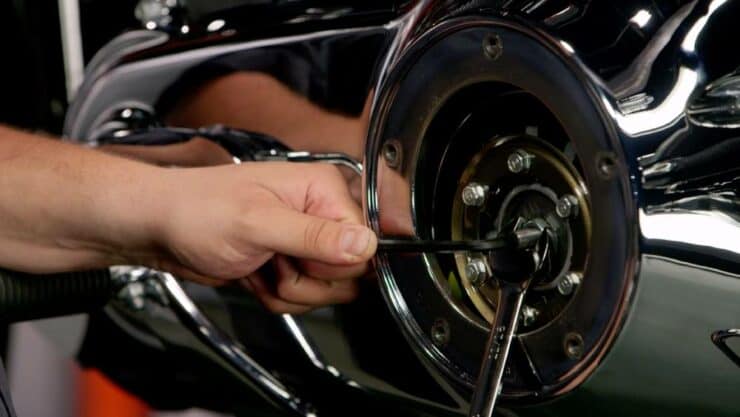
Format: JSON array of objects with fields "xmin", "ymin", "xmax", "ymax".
[
  {"xmin": 378, "ymin": 227, "xmax": 543, "ymax": 254},
  {"xmin": 377, "ymin": 238, "xmax": 509, "ymax": 253}
]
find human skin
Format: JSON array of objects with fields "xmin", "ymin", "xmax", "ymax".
[{"xmin": 0, "ymin": 125, "xmax": 377, "ymax": 313}]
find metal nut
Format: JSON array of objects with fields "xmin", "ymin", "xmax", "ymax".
[
  {"xmin": 461, "ymin": 183, "xmax": 488, "ymax": 207},
  {"xmin": 507, "ymin": 149, "xmax": 534, "ymax": 174},
  {"xmin": 465, "ymin": 258, "xmax": 490, "ymax": 286},
  {"xmin": 556, "ymin": 194, "xmax": 580, "ymax": 219},
  {"xmin": 557, "ymin": 272, "xmax": 582, "ymax": 296}
]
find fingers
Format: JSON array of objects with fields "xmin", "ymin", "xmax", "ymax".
[
  {"xmin": 250, "ymin": 206, "xmax": 377, "ymax": 265},
  {"xmin": 273, "ymin": 256, "xmax": 359, "ymax": 305},
  {"xmin": 297, "ymin": 258, "xmax": 367, "ymax": 281},
  {"xmin": 239, "ymin": 255, "xmax": 361, "ymax": 314},
  {"xmin": 241, "ymin": 273, "xmax": 314, "ymax": 315}
]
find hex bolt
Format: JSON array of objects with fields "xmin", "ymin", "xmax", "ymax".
[
  {"xmin": 507, "ymin": 149, "xmax": 534, "ymax": 174},
  {"xmin": 520, "ymin": 305, "xmax": 540, "ymax": 327},
  {"xmin": 461, "ymin": 182, "xmax": 488, "ymax": 207},
  {"xmin": 564, "ymin": 332, "xmax": 585, "ymax": 360},
  {"xmin": 431, "ymin": 319, "xmax": 451, "ymax": 347},
  {"xmin": 557, "ymin": 272, "xmax": 583, "ymax": 296},
  {"xmin": 556, "ymin": 194, "xmax": 580, "ymax": 219},
  {"xmin": 465, "ymin": 258, "xmax": 490, "ymax": 286}
]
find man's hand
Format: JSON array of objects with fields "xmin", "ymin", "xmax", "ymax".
[
  {"xmin": 152, "ymin": 163, "xmax": 376, "ymax": 313},
  {"xmin": 0, "ymin": 127, "xmax": 376, "ymax": 314}
]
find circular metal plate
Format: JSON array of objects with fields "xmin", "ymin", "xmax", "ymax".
[{"xmin": 365, "ymin": 17, "xmax": 636, "ymax": 401}]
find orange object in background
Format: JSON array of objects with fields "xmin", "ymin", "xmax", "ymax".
[{"xmin": 78, "ymin": 368, "xmax": 149, "ymax": 417}]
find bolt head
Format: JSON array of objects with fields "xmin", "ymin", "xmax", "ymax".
[
  {"xmin": 557, "ymin": 272, "xmax": 582, "ymax": 296},
  {"xmin": 507, "ymin": 150, "xmax": 534, "ymax": 174},
  {"xmin": 461, "ymin": 183, "xmax": 488, "ymax": 207},
  {"xmin": 465, "ymin": 258, "xmax": 489, "ymax": 286},
  {"xmin": 556, "ymin": 194, "xmax": 580, "ymax": 219}
]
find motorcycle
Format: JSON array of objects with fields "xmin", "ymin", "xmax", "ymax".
[{"xmin": 3, "ymin": 0, "xmax": 739, "ymax": 416}]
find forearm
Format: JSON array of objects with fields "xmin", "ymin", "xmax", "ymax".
[
  {"xmin": 0, "ymin": 126, "xmax": 169, "ymax": 273},
  {"xmin": 166, "ymin": 72, "xmax": 367, "ymax": 159}
]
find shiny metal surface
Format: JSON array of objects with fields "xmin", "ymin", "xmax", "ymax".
[
  {"xmin": 254, "ymin": 150, "xmax": 364, "ymax": 175},
  {"xmin": 364, "ymin": 0, "xmax": 740, "ymax": 413},
  {"xmin": 366, "ymin": 11, "xmax": 632, "ymax": 402},
  {"xmin": 462, "ymin": 183, "xmax": 489, "ymax": 207},
  {"xmin": 112, "ymin": 266, "xmax": 317, "ymax": 416},
  {"xmin": 469, "ymin": 240, "xmax": 542, "ymax": 417},
  {"xmin": 468, "ymin": 281, "xmax": 527, "ymax": 417},
  {"xmin": 135, "ymin": 0, "xmax": 186, "ymax": 31},
  {"xmin": 64, "ymin": 0, "xmax": 740, "ymax": 415},
  {"xmin": 712, "ymin": 328, "xmax": 740, "ymax": 368}
]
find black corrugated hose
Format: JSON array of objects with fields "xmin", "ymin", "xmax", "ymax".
[{"xmin": 0, "ymin": 269, "xmax": 114, "ymax": 323}]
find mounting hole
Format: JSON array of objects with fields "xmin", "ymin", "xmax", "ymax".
[
  {"xmin": 482, "ymin": 34, "xmax": 503, "ymax": 60},
  {"xmin": 383, "ymin": 140, "xmax": 403, "ymax": 169},
  {"xmin": 431, "ymin": 318, "xmax": 451, "ymax": 347},
  {"xmin": 563, "ymin": 332, "xmax": 585, "ymax": 360},
  {"xmin": 596, "ymin": 152, "xmax": 618, "ymax": 180}
]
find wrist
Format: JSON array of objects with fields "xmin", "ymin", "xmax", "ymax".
[{"xmin": 89, "ymin": 162, "xmax": 175, "ymax": 266}]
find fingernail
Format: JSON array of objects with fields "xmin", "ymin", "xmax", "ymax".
[{"xmin": 341, "ymin": 226, "xmax": 371, "ymax": 257}]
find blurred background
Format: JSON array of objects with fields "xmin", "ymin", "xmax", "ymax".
[{"xmin": 1, "ymin": 1, "xmax": 225, "ymax": 416}]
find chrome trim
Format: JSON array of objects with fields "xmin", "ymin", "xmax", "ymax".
[
  {"xmin": 111, "ymin": 267, "xmax": 317, "ymax": 417},
  {"xmin": 712, "ymin": 329, "xmax": 740, "ymax": 368},
  {"xmin": 155, "ymin": 271, "xmax": 316, "ymax": 416},
  {"xmin": 255, "ymin": 151, "xmax": 364, "ymax": 176},
  {"xmin": 65, "ymin": 24, "xmax": 392, "ymax": 141}
]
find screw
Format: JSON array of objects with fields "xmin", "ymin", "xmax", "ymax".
[
  {"xmin": 507, "ymin": 149, "xmax": 534, "ymax": 174},
  {"xmin": 382, "ymin": 140, "xmax": 402, "ymax": 169},
  {"xmin": 557, "ymin": 272, "xmax": 583, "ymax": 296},
  {"xmin": 461, "ymin": 183, "xmax": 488, "ymax": 207},
  {"xmin": 564, "ymin": 332, "xmax": 585, "ymax": 360},
  {"xmin": 482, "ymin": 34, "xmax": 503, "ymax": 60},
  {"xmin": 465, "ymin": 258, "xmax": 490, "ymax": 286},
  {"xmin": 520, "ymin": 305, "xmax": 540, "ymax": 327},
  {"xmin": 556, "ymin": 194, "xmax": 580, "ymax": 219},
  {"xmin": 431, "ymin": 319, "xmax": 451, "ymax": 347}
]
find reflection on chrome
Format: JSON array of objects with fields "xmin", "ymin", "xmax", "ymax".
[
  {"xmin": 640, "ymin": 209, "xmax": 740, "ymax": 255},
  {"xmin": 559, "ymin": 40, "xmax": 575, "ymax": 54},
  {"xmin": 681, "ymin": 0, "xmax": 727, "ymax": 53},
  {"xmin": 604, "ymin": 0, "xmax": 729, "ymax": 137},
  {"xmin": 155, "ymin": 272, "xmax": 317, "ymax": 416},
  {"xmin": 207, "ymin": 19, "xmax": 226, "ymax": 32},
  {"xmin": 606, "ymin": 67, "xmax": 698, "ymax": 136},
  {"xmin": 629, "ymin": 10, "xmax": 652, "ymax": 28}
]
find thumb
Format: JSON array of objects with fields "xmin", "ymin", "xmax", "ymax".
[{"xmin": 252, "ymin": 207, "xmax": 377, "ymax": 265}]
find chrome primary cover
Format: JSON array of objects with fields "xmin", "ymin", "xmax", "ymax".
[{"xmin": 364, "ymin": 16, "xmax": 637, "ymax": 401}]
